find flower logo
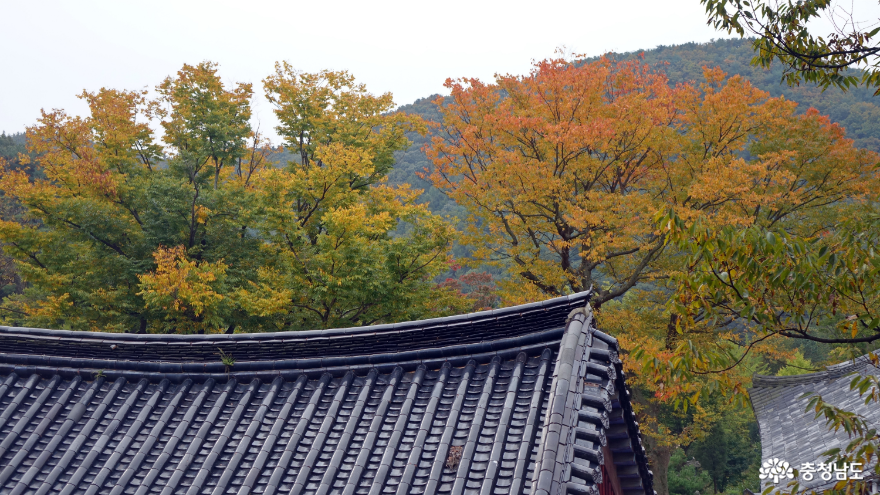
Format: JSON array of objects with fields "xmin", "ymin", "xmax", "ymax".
[{"xmin": 759, "ymin": 458, "xmax": 794, "ymax": 484}]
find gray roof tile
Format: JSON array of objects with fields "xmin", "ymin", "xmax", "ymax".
[
  {"xmin": 0, "ymin": 290, "xmax": 652, "ymax": 495},
  {"xmin": 751, "ymin": 350, "xmax": 880, "ymax": 491}
]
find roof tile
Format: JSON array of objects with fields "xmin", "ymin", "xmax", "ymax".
[{"xmin": 0, "ymin": 290, "xmax": 654, "ymax": 495}]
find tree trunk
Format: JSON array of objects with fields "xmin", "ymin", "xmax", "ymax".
[
  {"xmin": 644, "ymin": 434, "xmax": 675, "ymax": 495},
  {"xmin": 131, "ymin": 317, "xmax": 147, "ymax": 334},
  {"xmin": 665, "ymin": 313, "xmax": 681, "ymax": 350}
]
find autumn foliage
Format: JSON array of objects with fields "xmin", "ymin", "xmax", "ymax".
[
  {"xmin": 0, "ymin": 63, "xmax": 467, "ymax": 333},
  {"xmin": 421, "ymin": 55, "xmax": 879, "ymax": 493},
  {"xmin": 426, "ymin": 56, "xmax": 876, "ymax": 307}
]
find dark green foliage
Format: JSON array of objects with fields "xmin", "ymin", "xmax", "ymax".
[
  {"xmin": 0, "ymin": 132, "xmax": 36, "ymax": 176},
  {"xmin": 390, "ymin": 96, "xmax": 481, "ymax": 268},
  {"xmin": 0, "ymin": 132, "xmax": 26, "ymax": 160},
  {"xmin": 668, "ymin": 449, "xmax": 713, "ymax": 495},
  {"xmin": 665, "ymin": 409, "xmax": 762, "ymax": 495},
  {"xmin": 389, "ymin": 96, "xmax": 466, "ymax": 217},
  {"xmin": 687, "ymin": 414, "xmax": 762, "ymax": 493}
]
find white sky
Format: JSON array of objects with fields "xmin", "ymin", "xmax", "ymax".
[{"xmin": 2, "ymin": 0, "xmax": 736, "ymax": 143}]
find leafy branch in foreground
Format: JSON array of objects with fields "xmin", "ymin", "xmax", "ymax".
[
  {"xmin": 643, "ymin": 209, "xmax": 880, "ymax": 493},
  {"xmin": 660, "ymin": 209, "xmax": 880, "ymax": 348},
  {"xmin": 631, "ymin": 208, "xmax": 880, "ymax": 409},
  {"xmin": 701, "ymin": 0, "xmax": 880, "ymax": 94}
]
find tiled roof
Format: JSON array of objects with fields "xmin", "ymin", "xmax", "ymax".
[
  {"xmin": 0, "ymin": 291, "xmax": 653, "ymax": 495},
  {"xmin": 750, "ymin": 351, "xmax": 880, "ymax": 492}
]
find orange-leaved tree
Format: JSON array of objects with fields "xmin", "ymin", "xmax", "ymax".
[
  {"xmin": 426, "ymin": 55, "xmax": 876, "ymax": 308},
  {"xmin": 426, "ymin": 55, "xmax": 876, "ymax": 494}
]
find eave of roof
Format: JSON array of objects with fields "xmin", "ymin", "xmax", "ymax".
[
  {"xmin": 533, "ymin": 307, "xmax": 654, "ymax": 495},
  {"xmin": 751, "ymin": 350, "xmax": 879, "ymax": 388}
]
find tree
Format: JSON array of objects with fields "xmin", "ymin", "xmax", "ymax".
[
  {"xmin": 137, "ymin": 245, "xmax": 231, "ymax": 334},
  {"xmin": 154, "ymin": 62, "xmax": 254, "ymax": 191},
  {"xmin": 0, "ymin": 63, "xmax": 465, "ymax": 333},
  {"xmin": 425, "ymin": 55, "xmax": 876, "ymax": 495},
  {"xmin": 0, "ymin": 133, "xmax": 29, "ymax": 173},
  {"xmin": 229, "ymin": 66, "xmax": 466, "ymax": 329},
  {"xmin": 603, "ymin": 288, "xmax": 729, "ymax": 495},
  {"xmin": 701, "ymin": 0, "xmax": 880, "ymax": 93},
  {"xmin": 437, "ymin": 262, "xmax": 501, "ymax": 311},
  {"xmin": 604, "ymin": 286, "xmax": 766, "ymax": 495},
  {"xmin": 668, "ymin": 448, "xmax": 713, "ymax": 495},
  {"xmin": 263, "ymin": 64, "xmax": 417, "ymax": 179},
  {"xmin": 686, "ymin": 407, "xmax": 762, "ymax": 494},
  {"xmin": 0, "ymin": 86, "xmax": 190, "ymax": 333},
  {"xmin": 425, "ymin": 55, "xmax": 876, "ymax": 307},
  {"xmin": 0, "ymin": 132, "xmax": 32, "ymax": 301},
  {"xmin": 775, "ymin": 349, "xmax": 817, "ymax": 376}
]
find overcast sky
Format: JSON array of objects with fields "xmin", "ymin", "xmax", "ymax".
[{"xmin": 2, "ymin": 0, "xmax": 734, "ymax": 142}]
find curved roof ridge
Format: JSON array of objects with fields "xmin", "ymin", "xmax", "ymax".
[
  {"xmin": 0, "ymin": 291, "xmax": 595, "ymax": 380},
  {"xmin": 0, "ymin": 335, "xmax": 558, "ymax": 383},
  {"xmin": 752, "ymin": 348, "xmax": 880, "ymax": 388},
  {"xmin": 0, "ymin": 291, "xmax": 591, "ymax": 342}
]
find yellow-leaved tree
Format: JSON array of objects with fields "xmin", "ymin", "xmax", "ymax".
[{"xmin": 0, "ymin": 62, "xmax": 467, "ymax": 333}]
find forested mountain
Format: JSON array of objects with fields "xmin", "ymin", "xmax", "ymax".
[
  {"xmin": 0, "ymin": 132, "xmax": 27, "ymax": 167},
  {"xmin": 387, "ymin": 97, "xmax": 459, "ymax": 215},
  {"xmin": 391, "ymin": 38, "xmax": 880, "ymax": 217}
]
